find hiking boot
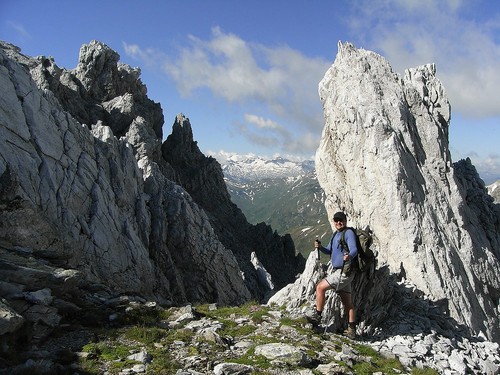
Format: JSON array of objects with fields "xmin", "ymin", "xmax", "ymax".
[
  {"xmin": 304, "ymin": 309, "xmax": 322, "ymax": 325},
  {"xmin": 343, "ymin": 326, "xmax": 356, "ymax": 339}
]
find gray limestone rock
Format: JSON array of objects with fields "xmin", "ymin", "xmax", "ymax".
[
  {"xmin": 269, "ymin": 41, "xmax": 500, "ymax": 374},
  {"xmin": 315, "ymin": 41, "xmax": 499, "ymax": 342},
  {"xmin": 1, "ymin": 39, "xmax": 304, "ymax": 360}
]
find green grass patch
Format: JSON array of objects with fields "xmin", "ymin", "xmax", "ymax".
[
  {"xmin": 72, "ymin": 303, "xmax": 436, "ymax": 375},
  {"xmin": 220, "ymin": 322, "xmax": 257, "ymax": 337},
  {"xmin": 82, "ymin": 341, "xmax": 132, "ymax": 361},
  {"xmin": 279, "ymin": 315, "xmax": 315, "ymax": 337},
  {"xmin": 164, "ymin": 327, "xmax": 195, "ymax": 345},
  {"xmin": 227, "ymin": 345, "xmax": 272, "ymax": 369},
  {"xmin": 80, "ymin": 341, "xmax": 139, "ymax": 374},
  {"xmin": 348, "ymin": 343, "xmax": 406, "ymax": 375},
  {"xmin": 145, "ymin": 350, "xmax": 182, "ymax": 374},
  {"xmin": 123, "ymin": 325, "xmax": 167, "ymax": 345},
  {"xmin": 119, "ymin": 305, "xmax": 173, "ymax": 326},
  {"xmin": 411, "ymin": 367, "xmax": 440, "ymax": 375},
  {"xmin": 195, "ymin": 301, "xmax": 271, "ymax": 320}
]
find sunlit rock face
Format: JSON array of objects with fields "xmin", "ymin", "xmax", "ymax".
[
  {"xmin": 0, "ymin": 38, "xmax": 302, "ymax": 330},
  {"xmin": 315, "ymin": 42, "xmax": 499, "ymax": 341}
]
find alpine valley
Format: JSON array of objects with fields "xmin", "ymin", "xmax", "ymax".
[
  {"xmin": 222, "ymin": 154, "xmax": 500, "ymax": 258},
  {"xmin": 221, "ymin": 155, "xmax": 330, "ymax": 257}
]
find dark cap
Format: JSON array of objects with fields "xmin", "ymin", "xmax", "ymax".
[{"xmin": 333, "ymin": 211, "xmax": 347, "ymax": 221}]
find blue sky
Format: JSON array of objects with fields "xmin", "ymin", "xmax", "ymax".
[{"xmin": 1, "ymin": 0, "xmax": 499, "ymax": 183}]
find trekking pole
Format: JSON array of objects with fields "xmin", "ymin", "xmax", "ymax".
[
  {"xmin": 316, "ymin": 241, "xmax": 321, "ymax": 276},
  {"xmin": 315, "ymin": 239, "xmax": 324, "ymax": 279},
  {"xmin": 308, "ymin": 240, "xmax": 322, "ymax": 289}
]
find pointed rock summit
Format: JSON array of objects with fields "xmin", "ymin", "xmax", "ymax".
[
  {"xmin": 0, "ymin": 39, "xmax": 303, "ymax": 359},
  {"xmin": 272, "ymin": 42, "xmax": 499, "ymax": 343}
]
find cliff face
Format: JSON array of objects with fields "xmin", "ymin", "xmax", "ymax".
[
  {"xmin": 0, "ymin": 38, "xmax": 301, "ymax": 341},
  {"xmin": 314, "ymin": 42, "xmax": 499, "ymax": 341},
  {"xmin": 162, "ymin": 116, "xmax": 302, "ymax": 295}
]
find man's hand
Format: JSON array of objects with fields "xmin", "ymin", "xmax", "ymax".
[{"xmin": 314, "ymin": 239, "xmax": 321, "ymax": 249}]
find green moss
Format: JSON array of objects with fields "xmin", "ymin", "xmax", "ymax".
[
  {"xmin": 82, "ymin": 341, "xmax": 132, "ymax": 361},
  {"xmin": 119, "ymin": 305, "xmax": 173, "ymax": 326},
  {"xmin": 353, "ymin": 343, "xmax": 378, "ymax": 357},
  {"xmin": 195, "ymin": 301, "xmax": 271, "ymax": 321},
  {"xmin": 101, "ymin": 344, "xmax": 130, "ymax": 361},
  {"xmin": 247, "ymin": 305, "xmax": 272, "ymax": 324}
]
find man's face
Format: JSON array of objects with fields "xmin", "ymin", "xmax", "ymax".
[{"xmin": 334, "ymin": 218, "xmax": 346, "ymax": 231}]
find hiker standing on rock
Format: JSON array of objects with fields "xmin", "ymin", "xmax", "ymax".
[{"xmin": 305, "ymin": 211, "xmax": 358, "ymax": 339}]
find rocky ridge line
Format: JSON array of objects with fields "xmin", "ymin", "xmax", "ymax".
[{"xmin": 0, "ymin": 39, "xmax": 301, "ymax": 369}]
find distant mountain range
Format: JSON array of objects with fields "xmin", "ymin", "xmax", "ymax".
[
  {"xmin": 220, "ymin": 154, "xmax": 500, "ymax": 257},
  {"xmin": 220, "ymin": 155, "xmax": 331, "ymax": 257},
  {"xmin": 221, "ymin": 155, "xmax": 315, "ymax": 182}
]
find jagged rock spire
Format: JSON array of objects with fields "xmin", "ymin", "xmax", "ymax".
[
  {"xmin": 315, "ymin": 41, "xmax": 499, "ymax": 341},
  {"xmin": 270, "ymin": 41, "xmax": 499, "ymax": 343}
]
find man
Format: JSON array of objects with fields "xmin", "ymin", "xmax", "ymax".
[{"xmin": 305, "ymin": 211, "xmax": 358, "ymax": 339}]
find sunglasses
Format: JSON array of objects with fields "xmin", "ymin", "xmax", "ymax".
[{"xmin": 333, "ymin": 218, "xmax": 345, "ymax": 223}]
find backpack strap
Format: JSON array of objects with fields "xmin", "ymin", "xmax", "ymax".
[
  {"xmin": 339, "ymin": 227, "xmax": 355, "ymax": 251},
  {"xmin": 339, "ymin": 229, "xmax": 349, "ymax": 254},
  {"xmin": 332, "ymin": 228, "xmax": 356, "ymax": 254}
]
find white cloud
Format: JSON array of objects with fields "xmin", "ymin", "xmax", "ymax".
[
  {"xmin": 167, "ymin": 29, "xmax": 327, "ymax": 120},
  {"xmin": 233, "ymin": 119, "xmax": 284, "ymax": 149},
  {"xmin": 349, "ymin": 0, "xmax": 500, "ymax": 118},
  {"xmin": 123, "ymin": 42, "xmax": 163, "ymax": 68},
  {"xmin": 125, "ymin": 27, "xmax": 330, "ymax": 155},
  {"xmin": 162, "ymin": 27, "xmax": 284, "ymax": 103},
  {"xmin": 8, "ymin": 21, "xmax": 31, "ymax": 39},
  {"xmin": 469, "ymin": 153, "xmax": 500, "ymax": 182},
  {"xmin": 235, "ymin": 113, "xmax": 291, "ymax": 151},
  {"xmin": 244, "ymin": 114, "xmax": 282, "ymax": 130},
  {"xmin": 235, "ymin": 113, "xmax": 320, "ymax": 155}
]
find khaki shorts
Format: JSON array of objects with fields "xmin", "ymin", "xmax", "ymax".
[{"xmin": 325, "ymin": 264, "xmax": 354, "ymax": 293}]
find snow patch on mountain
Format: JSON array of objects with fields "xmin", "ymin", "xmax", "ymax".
[
  {"xmin": 487, "ymin": 180, "xmax": 500, "ymax": 203},
  {"xmin": 214, "ymin": 153, "xmax": 315, "ymax": 182}
]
